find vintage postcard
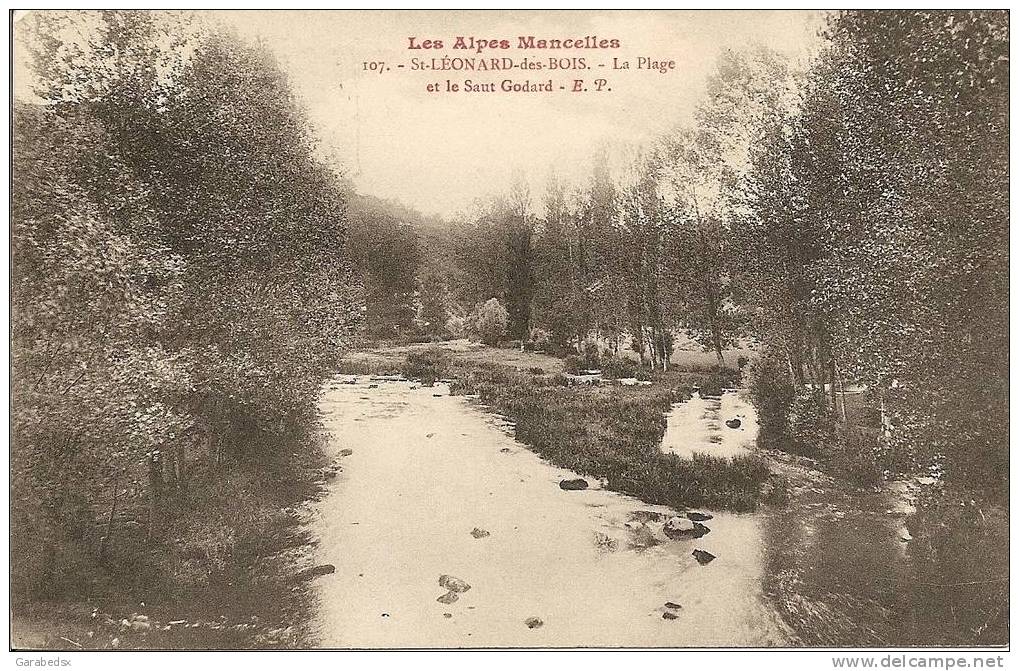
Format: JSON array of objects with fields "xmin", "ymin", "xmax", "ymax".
[{"xmin": 8, "ymin": 8, "xmax": 1009, "ymax": 659}]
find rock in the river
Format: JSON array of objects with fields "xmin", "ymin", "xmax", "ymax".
[
  {"xmin": 436, "ymin": 591, "xmax": 459, "ymax": 604},
  {"xmin": 438, "ymin": 574, "xmax": 471, "ymax": 593},
  {"xmin": 470, "ymin": 527, "xmax": 490, "ymax": 539},
  {"xmin": 663, "ymin": 516, "xmax": 696, "ymax": 535},
  {"xmin": 559, "ymin": 478, "xmax": 589, "ymax": 491},
  {"xmin": 900, "ymin": 531, "xmax": 913, "ymax": 542},
  {"xmin": 662, "ymin": 611, "xmax": 679, "ymax": 620},
  {"xmin": 524, "ymin": 617, "xmax": 544, "ymax": 629},
  {"xmin": 296, "ymin": 564, "xmax": 336, "ymax": 581},
  {"xmin": 499, "ymin": 447, "xmax": 511, "ymax": 453},
  {"xmin": 664, "ymin": 602, "xmax": 682, "ymax": 610},
  {"xmin": 692, "ymin": 549, "xmax": 716, "ymax": 565},
  {"xmin": 725, "ymin": 418, "xmax": 742, "ymax": 429},
  {"xmin": 443, "ymin": 613, "xmax": 453, "ymax": 619},
  {"xmin": 663, "ymin": 516, "xmax": 710, "ymax": 539},
  {"xmin": 339, "ymin": 448, "xmax": 353, "ymax": 457},
  {"xmin": 686, "ymin": 511, "xmax": 713, "ymax": 522}
]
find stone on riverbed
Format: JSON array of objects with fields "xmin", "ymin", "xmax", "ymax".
[
  {"xmin": 725, "ymin": 418, "xmax": 742, "ymax": 429},
  {"xmin": 436, "ymin": 591, "xmax": 459, "ymax": 604},
  {"xmin": 524, "ymin": 617, "xmax": 544, "ymax": 629},
  {"xmin": 438, "ymin": 574, "xmax": 471, "ymax": 593},
  {"xmin": 663, "ymin": 516, "xmax": 710, "ymax": 539},
  {"xmin": 295, "ymin": 564, "xmax": 336, "ymax": 581},
  {"xmin": 559, "ymin": 478, "xmax": 589, "ymax": 491},
  {"xmin": 662, "ymin": 611, "xmax": 679, "ymax": 620},
  {"xmin": 692, "ymin": 549, "xmax": 716, "ymax": 565},
  {"xmin": 470, "ymin": 527, "xmax": 490, "ymax": 539},
  {"xmin": 686, "ymin": 511, "xmax": 713, "ymax": 522}
]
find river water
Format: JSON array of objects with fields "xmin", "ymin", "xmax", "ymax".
[{"xmin": 309, "ymin": 377, "xmax": 791, "ymax": 648}]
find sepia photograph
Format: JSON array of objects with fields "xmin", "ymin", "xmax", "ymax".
[{"xmin": 7, "ymin": 6, "xmax": 1010, "ymax": 657}]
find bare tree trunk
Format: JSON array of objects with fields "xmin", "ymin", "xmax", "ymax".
[
  {"xmin": 147, "ymin": 450, "xmax": 163, "ymax": 543},
  {"xmin": 98, "ymin": 469, "xmax": 121, "ymax": 565}
]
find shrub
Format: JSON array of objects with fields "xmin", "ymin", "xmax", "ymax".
[
  {"xmin": 529, "ymin": 329, "xmax": 553, "ymax": 353},
  {"xmin": 698, "ymin": 366, "xmax": 740, "ymax": 397},
  {"xmin": 747, "ymin": 349, "xmax": 795, "ymax": 450},
  {"xmin": 444, "ymin": 314, "xmax": 467, "ymax": 338},
  {"xmin": 403, "ymin": 347, "xmax": 453, "ymax": 385},
  {"xmin": 468, "ymin": 298, "xmax": 509, "ymax": 346},
  {"xmin": 600, "ymin": 355, "xmax": 638, "ymax": 379},
  {"xmin": 825, "ymin": 426, "xmax": 883, "ymax": 487},
  {"xmin": 788, "ymin": 390, "xmax": 838, "ymax": 457},
  {"xmin": 563, "ymin": 355, "xmax": 584, "ymax": 375}
]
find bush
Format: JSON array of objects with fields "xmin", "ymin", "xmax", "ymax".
[
  {"xmin": 582, "ymin": 340, "xmax": 601, "ymax": 369},
  {"xmin": 600, "ymin": 355, "xmax": 638, "ymax": 379},
  {"xmin": 698, "ymin": 366, "xmax": 741, "ymax": 397},
  {"xmin": 825, "ymin": 426, "xmax": 882, "ymax": 487},
  {"xmin": 747, "ymin": 349, "xmax": 796, "ymax": 450},
  {"xmin": 563, "ymin": 355, "xmax": 584, "ymax": 375},
  {"xmin": 444, "ymin": 315, "xmax": 467, "ymax": 338},
  {"xmin": 529, "ymin": 329, "xmax": 553, "ymax": 353},
  {"xmin": 403, "ymin": 347, "xmax": 453, "ymax": 385},
  {"xmin": 788, "ymin": 390, "xmax": 838, "ymax": 457},
  {"xmin": 468, "ymin": 298, "xmax": 509, "ymax": 346}
]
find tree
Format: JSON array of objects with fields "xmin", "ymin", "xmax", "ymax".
[{"xmin": 469, "ymin": 298, "xmax": 510, "ymax": 346}]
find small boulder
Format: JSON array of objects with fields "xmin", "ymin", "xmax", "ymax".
[
  {"xmin": 499, "ymin": 447, "xmax": 511, "ymax": 453},
  {"xmin": 725, "ymin": 418, "xmax": 742, "ymax": 429},
  {"xmin": 662, "ymin": 612, "xmax": 679, "ymax": 620},
  {"xmin": 663, "ymin": 517, "xmax": 710, "ymax": 539},
  {"xmin": 438, "ymin": 574, "xmax": 471, "ymax": 593},
  {"xmin": 296, "ymin": 564, "xmax": 336, "ymax": 581},
  {"xmin": 339, "ymin": 448, "xmax": 353, "ymax": 457},
  {"xmin": 559, "ymin": 478, "xmax": 589, "ymax": 491},
  {"xmin": 470, "ymin": 527, "xmax": 490, "ymax": 539},
  {"xmin": 443, "ymin": 613, "xmax": 453, "ymax": 619},
  {"xmin": 686, "ymin": 511, "xmax": 713, "ymax": 522},
  {"xmin": 524, "ymin": 617, "xmax": 544, "ymax": 629},
  {"xmin": 692, "ymin": 549, "xmax": 716, "ymax": 565},
  {"xmin": 664, "ymin": 602, "xmax": 682, "ymax": 610},
  {"xmin": 436, "ymin": 591, "xmax": 459, "ymax": 604},
  {"xmin": 368, "ymin": 384, "xmax": 379, "ymax": 389}
]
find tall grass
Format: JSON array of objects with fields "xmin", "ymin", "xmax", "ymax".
[{"xmin": 449, "ymin": 364, "xmax": 771, "ymax": 511}]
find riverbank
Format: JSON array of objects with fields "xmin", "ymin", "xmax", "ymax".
[{"xmin": 11, "ymin": 429, "xmax": 336, "ymax": 650}]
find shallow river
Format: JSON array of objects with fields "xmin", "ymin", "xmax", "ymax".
[{"xmin": 309, "ymin": 377, "xmax": 792, "ymax": 648}]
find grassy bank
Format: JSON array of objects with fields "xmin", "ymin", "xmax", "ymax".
[
  {"xmin": 11, "ymin": 429, "xmax": 334, "ymax": 650},
  {"xmin": 339, "ymin": 342, "xmax": 773, "ymax": 512}
]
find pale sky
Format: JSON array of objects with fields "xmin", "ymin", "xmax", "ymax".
[{"xmin": 14, "ymin": 10, "xmax": 826, "ymax": 219}]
